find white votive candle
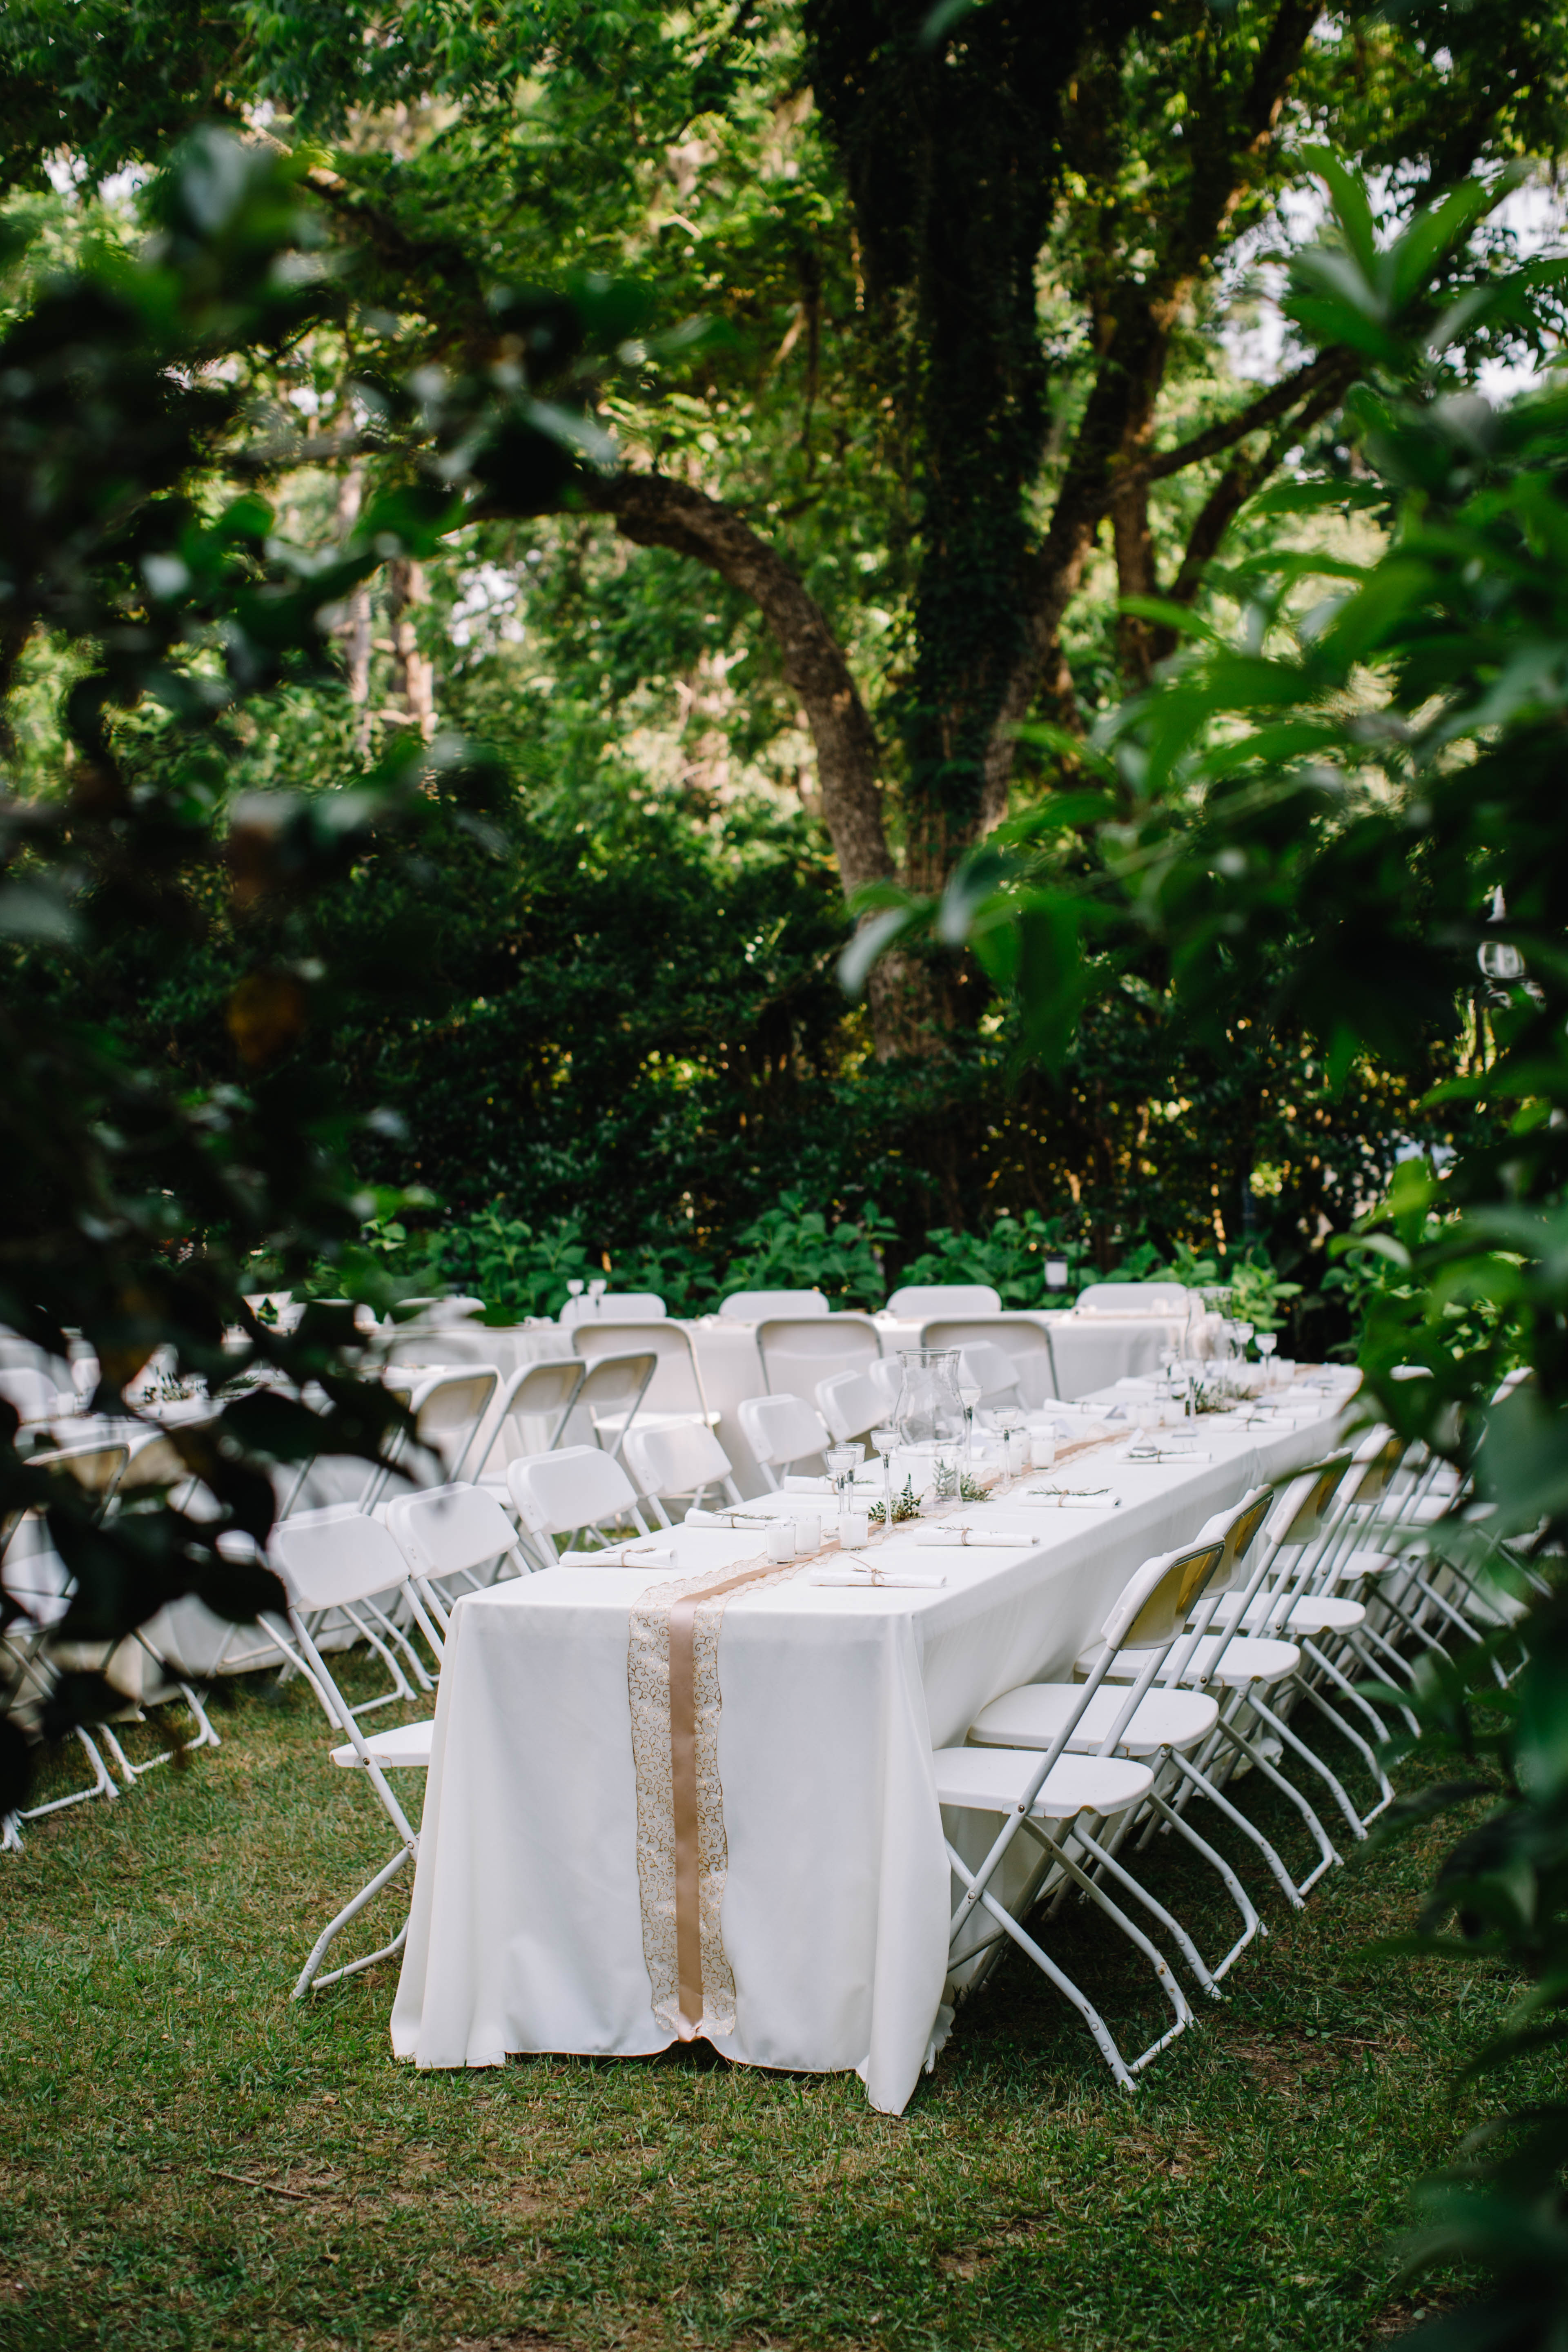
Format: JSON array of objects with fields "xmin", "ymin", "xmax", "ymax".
[
  {"xmin": 792, "ymin": 1513, "xmax": 822, "ymax": 1556},
  {"xmin": 766, "ymin": 1521, "xmax": 795, "ymax": 1563},
  {"xmin": 1030, "ymin": 1430, "xmax": 1057, "ymax": 1469},
  {"xmin": 836, "ymin": 1508, "xmax": 870, "ymax": 1547}
]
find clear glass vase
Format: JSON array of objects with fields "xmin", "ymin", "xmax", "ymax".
[{"xmin": 893, "ymin": 1347, "xmax": 967, "ymax": 1499}]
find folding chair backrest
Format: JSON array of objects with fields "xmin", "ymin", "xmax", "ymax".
[
  {"xmin": 572, "ymin": 1351, "xmax": 658, "ymax": 1461},
  {"xmin": 624, "ymin": 1421, "xmax": 735, "ymax": 1503},
  {"xmin": 1350, "ymin": 1434, "xmax": 1403, "ymax": 1504},
  {"xmin": 385, "ymin": 1482, "xmax": 525, "ymax": 1581},
  {"xmin": 409, "ymin": 1368, "xmax": 500, "ymax": 1480},
  {"xmin": 922, "ymin": 1318, "xmax": 1052, "ymax": 1381},
  {"xmin": 384, "ymin": 1330, "xmax": 492, "ymax": 1370},
  {"xmin": 738, "ymin": 1392, "xmax": 830, "ymax": 1469},
  {"xmin": 1270, "ymin": 1454, "xmax": 1351, "ymax": 1550},
  {"xmin": 573, "ymin": 1324, "xmax": 704, "ymax": 1418},
  {"xmin": 507, "ymin": 1445, "xmax": 643, "ymax": 1539},
  {"xmin": 474, "ymin": 1358, "xmax": 584, "ymax": 1472},
  {"xmin": 1074, "ymin": 1282, "xmax": 1189, "ymax": 1317},
  {"xmin": 270, "ymin": 1506, "xmax": 415, "ymax": 1614},
  {"xmin": 816, "ymin": 1368, "xmax": 883, "ymax": 1443},
  {"xmin": 1102, "ymin": 1539, "xmax": 1224, "ymax": 1653},
  {"xmin": 869, "ymin": 1356, "xmax": 902, "ymax": 1416},
  {"xmin": 957, "ymin": 1341, "xmax": 1022, "ymax": 1407},
  {"xmin": 559, "ymin": 1292, "xmax": 666, "ymax": 1328},
  {"xmin": 756, "ymin": 1316, "xmax": 879, "ymax": 1408},
  {"xmin": 719, "ymin": 1290, "xmax": 828, "ymax": 1320},
  {"xmin": 886, "ymin": 1284, "xmax": 1001, "ymax": 1318},
  {"xmin": 1198, "ymin": 1486, "xmax": 1274, "ymax": 1593}
]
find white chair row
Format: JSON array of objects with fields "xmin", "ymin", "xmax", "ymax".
[{"xmin": 937, "ymin": 1419, "xmax": 1529, "ymax": 2089}]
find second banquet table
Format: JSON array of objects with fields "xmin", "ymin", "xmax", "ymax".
[{"xmin": 390, "ymin": 1379, "xmax": 1351, "ymax": 2113}]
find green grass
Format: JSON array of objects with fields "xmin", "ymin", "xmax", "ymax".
[{"xmin": 0, "ymin": 1664, "xmax": 1511, "ymax": 2352}]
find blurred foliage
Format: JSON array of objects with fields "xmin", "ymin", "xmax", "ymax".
[
  {"xmin": 905, "ymin": 160, "xmax": 1568, "ymax": 2348},
  {"xmin": 0, "ymin": 128, "xmax": 619, "ymax": 1816}
]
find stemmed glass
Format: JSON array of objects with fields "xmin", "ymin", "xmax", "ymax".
[
  {"xmin": 957, "ymin": 1376, "xmax": 981, "ymax": 1482},
  {"xmin": 826, "ymin": 1443, "xmax": 860, "ymax": 1520},
  {"xmin": 870, "ymin": 1426, "xmax": 898, "ymax": 1540},
  {"xmin": 1256, "ymin": 1330, "xmax": 1278, "ymax": 1386},
  {"xmin": 993, "ymin": 1404, "xmax": 1022, "ymax": 1488}
]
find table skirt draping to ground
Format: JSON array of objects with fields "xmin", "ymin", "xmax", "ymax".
[{"xmin": 391, "ymin": 1390, "xmax": 1348, "ymax": 2112}]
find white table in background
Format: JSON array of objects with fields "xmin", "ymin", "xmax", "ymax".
[{"xmin": 390, "ymin": 1377, "xmax": 1352, "ymax": 2113}]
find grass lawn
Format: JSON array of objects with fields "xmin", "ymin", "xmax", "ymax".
[{"xmin": 0, "ymin": 1661, "xmax": 1508, "ymax": 2352}]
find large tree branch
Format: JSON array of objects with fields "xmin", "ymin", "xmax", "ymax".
[
  {"xmin": 1139, "ymin": 348, "xmax": 1352, "ymax": 485},
  {"xmin": 584, "ymin": 469, "xmax": 893, "ymax": 900}
]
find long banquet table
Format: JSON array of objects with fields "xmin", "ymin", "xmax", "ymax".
[{"xmin": 390, "ymin": 1375, "xmax": 1355, "ymax": 2112}]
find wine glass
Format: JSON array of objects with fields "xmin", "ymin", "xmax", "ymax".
[
  {"xmin": 871, "ymin": 1425, "xmax": 898, "ymax": 1539},
  {"xmin": 1256, "ymin": 1329, "xmax": 1277, "ymax": 1386},
  {"xmin": 957, "ymin": 1376, "xmax": 981, "ymax": 1478},
  {"xmin": 826, "ymin": 1443, "xmax": 860, "ymax": 1514}
]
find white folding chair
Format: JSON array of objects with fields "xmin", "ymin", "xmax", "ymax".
[
  {"xmin": 936, "ymin": 1542, "xmax": 1232, "ymax": 2088},
  {"xmin": 383, "ymin": 1328, "xmax": 494, "ymax": 1371},
  {"xmin": 737, "ymin": 1393, "xmax": 831, "ymax": 1489},
  {"xmin": 756, "ymin": 1314, "xmax": 880, "ymax": 1414},
  {"xmin": 506, "ymin": 1445, "xmax": 651, "ymax": 1562},
  {"xmin": 571, "ymin": 1324, "xmax": 706, "ymax": 1455},
  {"xmin": 570, "ymin": 1349, "xmax": 657, "ymax": 1464},
  {"xmin": 886, "ymin": 1284, "xmax": 1002, "ymax": 1317},
  {"xmin": 1098, "ymin": 1481, "xmax": 1349, "ymax": 1900},
  {"xmin": 718, "ymin": 1290, "xmax": 829, "ymax": 1319},
  {"xmin": 384, "ymin": 1481, "xmax": 535, "ymax": 1625},
  {"xmin": 470, "ymin": 1358, "xmax": 586, "ymax": 1497},
  {"xmin": 263, "ymin": 1507, "xmax": 433, "ymax": 1997},
  {"xmin": 922, "ymin": 1317, "xmax": 1057, "ymax": 1405},
  {"xmin": 957, "ymin": 1341, "xmax": 1025, "ymax": 1414},
  {"xmin": 815, "ymin": 1368, "xmax": 883, "ymax": 1446},
  {"xmin": 969, "ymin": 1535, "xmax": 1261, "ymax": 1989},
  {"xmin": 623, "ymin": 1423, "xmax": 742, "ymax": 1525},
  {"xmin": 559, "ymin": 1291, "xmax": 666, "ymax": 1328}
]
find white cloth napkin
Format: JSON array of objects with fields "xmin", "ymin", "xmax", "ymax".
[
  {"xmin": 1015, "ymin": 1488, "xmax": 1121, "ymax": 1509},
  {"xmin": 808, "ymin": 1565, "xmax": 948, "ymax": 1588},
  {"xmin": 559, "ymin": 1542, "xmax": 678, "ymax": 1568},
  {"xmin": 1124, "ymin": 1446, "xmax": 1215, "ymax": 1464},
  {"xmin": 913, "ymin": 1526, "xmax": 1034, "ymax": 1548},
  {"xmin": 684, "ymin": 1507, "xmax": 775, "ymax": 1529},
  {"xmin": 783, "ymin": 1473, "xmax": 835, "ymax": 1493}
]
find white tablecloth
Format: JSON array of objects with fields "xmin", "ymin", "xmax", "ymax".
[{"xmin": 390, "ymin": 1378, "xmax": 1354, "ymax": 2110}]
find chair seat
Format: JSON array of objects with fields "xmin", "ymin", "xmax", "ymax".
[
  {"xmin": 933, "ymin": 1743, "xmax": 1152, "ymax": 1821},
  {"xmin": 330, "ymin": 1718, "xmax": 434, "ymax": 1769},
  {"xmin": 969, "ymin": 1681, "xmax": 1218, "ymax": 1757},
  {"xmin": 1203, "ymin": 1591, "xmax": 1366, "ymax": 1635},
  {"xmin": 1331, "ymin": 1548, "xmax": 1404, "ymax": 1584},
  {"xmin": 1080, "ymin": 1634, "xmax": 1301, "ymax": 1688}
]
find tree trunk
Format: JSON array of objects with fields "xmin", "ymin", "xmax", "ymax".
[{"xmin": 586, "ymin": 469, "xmax": 940, "ymax": 1057}]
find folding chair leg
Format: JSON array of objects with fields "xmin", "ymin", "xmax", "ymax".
[
  {"xmin": 291, "ymin": 1843, "xmax": 415, "ymax": 2000},
  {"xmin": 1166, "ymin": 1751, "xmax": 1305, "ymax": 1910},
  {"xmin": 20, "ymin": 1726, "xmax": 120, "ymax": 1819},
  {"xmin": 1348, "ymin": 1629, "xmax": 1422, "ymax": 1731},
  {"xmin": 2, "ymin": 1810, "xmax": 21, "ymax": 1853},
  {"xmin": 1246, "ymin": 1693, "xmax": 1368, "ymax": 1844},
  {"xmin": 1213, "ymin": 1719, "xmax": 1342, "ymax": 1894},
  {"xmin": 1143, "ymin": 1784, "xmax": 1265, "ymax": 1980},
  {"xmin": 947, "ymin": 1839, "xmax": 1147, "ymax": 2091},
  {"xmin": 1074, "ymin": 1824, "xmax": 1225, "ymax": 2000},
  {"xmin": 1023, "ymin": 1822, "xmax": 1196, "ymax": 2070},
  {"xmin": 1292, "ymin": 1657, "xmax": 1395, "ymax": 1820}
]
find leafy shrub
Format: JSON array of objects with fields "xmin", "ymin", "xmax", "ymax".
[
  {"xmin": 900, "ymin": 1211, "xmax": 1093, "ymax": 1305},
  {"xmin": 720, "ymin": 1192, "xmax": 896, "ymax": 1308}
]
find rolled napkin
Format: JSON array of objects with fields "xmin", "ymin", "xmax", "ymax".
[
  {"xmin": 808, "ymin": 1565, "xmax": 948, "ymax": 1588},
  {"xmin": 1124, "ymin": 1446, "xmax": 1215, "ymax": 1464},
  {"xmin": 559, "ymin": 1542, "xmax": 678, "ymax": 1568},
  {"xmin": 1015, "ymin": 1487, "xmax": 1121, "ymax": 1509},
  {"xmin": 684, "ymin": 1506, "xmax": 775, "ymax": 1529},
  {"xmin": 913, "ymin": 1526, "xmax": 1035, "ymax": 1548},
  {"xmin": 782, "ymin": 1473, "xmax": 835, "ymax": 1493}
]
